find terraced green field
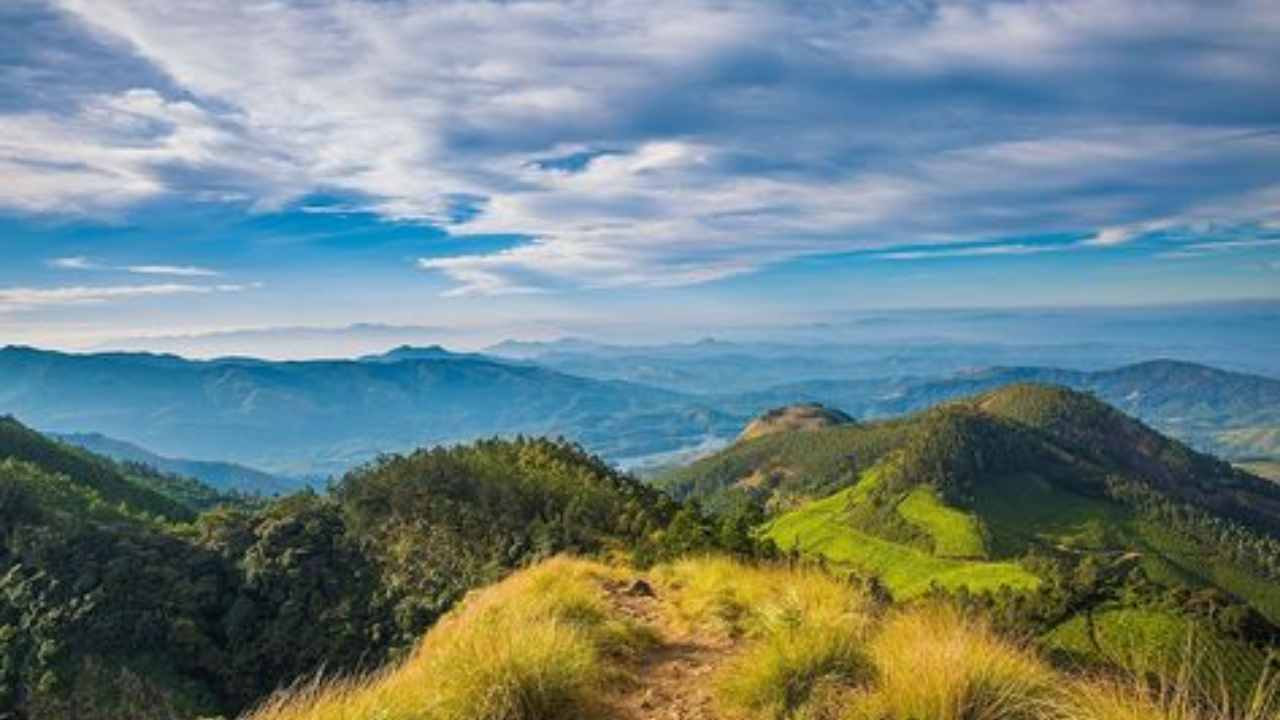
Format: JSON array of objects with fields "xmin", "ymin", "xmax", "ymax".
[
  {"xmin": 764, "ymin": 482, "xmax": 1039, "ymax": 598},
  {"xmin": 896, "ymin": 485, "xmax": 987, "ymax": 558}
]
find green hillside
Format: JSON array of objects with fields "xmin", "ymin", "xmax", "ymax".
[
  {"xmin": 662, "ymin": 384, "xmax": 1280, "ymax": 689},
  {"xmin": 765, "ymin": 479, "xmax": 1040, "ymax": 597}
]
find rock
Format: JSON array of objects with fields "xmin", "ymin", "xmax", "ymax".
[{"xmin": 626, "ymin": 579, "xmax": 656, "ymax": 597}]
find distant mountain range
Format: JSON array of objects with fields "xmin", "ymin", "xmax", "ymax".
[
  {"xmin": 54, "ymin": 431, "xmax": 302, "ymax": 495},
  {"xmin": 0, "ymin": 345, "xmax": 737, "ymax": 478},
  {"xmin": 2, "ymin": 345, "xmax": 1278, "ymax": 486}
]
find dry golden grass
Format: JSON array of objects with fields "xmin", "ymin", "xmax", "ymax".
[
  {"xmin": 1050, "ymin": 664, "xmax": 1279, "ymax": 720},
  {"xmin": 653, "ymin": 556, "xmax": 872, "ymax": 640},
  {"xmin": 242, "ymin": 557, "xmax": 648, "ymax": 720},
  {"xmin": 652, "ymin": 558, "xmax": 875, "ymax": 720},
  {"xmin": 240, "ymin": 555, "xmax": 1278, "ymax": 720},
  {"xmin": 850, "ymin": 605, "xmax": 1056, "ymax": 720}
]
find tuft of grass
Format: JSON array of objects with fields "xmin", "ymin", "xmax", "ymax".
[
  {"xmin": 853, "ymin": 605, "xmax": 1056, "ymax": 720},
  {"xmin": 242, "ymin": 557, "xmax": 649, "ymax": 720},
  {"xmin": 656, "ymin": 558, "xmax": 876, "ymax": 720},
  {"xmin": 1050, "ymin": 665, "xmax": 1279, "ymax": 720},
  {"xmin": 655, "ymin": 556, "xmax": 871, "ymax": 640},
  {"xmin": 719, "ymin": 623, "xmax": 875, "ymax": 720}
]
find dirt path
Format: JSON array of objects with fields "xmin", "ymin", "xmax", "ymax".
[{"xmin": 604, "ymin": 578, "xmax": 736, "ymax": 720}]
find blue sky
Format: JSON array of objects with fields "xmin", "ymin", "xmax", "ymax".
[{"xmin": 1, "ymin": 0, "xmax": 1279, "ymax": 354}]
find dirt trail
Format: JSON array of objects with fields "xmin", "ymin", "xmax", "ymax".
[{"xmin": 604, "ymin": 578, "xmax": 736, "ymax": 720}]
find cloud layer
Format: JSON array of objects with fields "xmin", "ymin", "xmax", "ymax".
[
  {"xmin": 3, "ymin": 0, "xmax": 1279, "ymax": 292},
  {"xmin": 0, "ymin": 282, "xmax": 252, "ymax": 312}
]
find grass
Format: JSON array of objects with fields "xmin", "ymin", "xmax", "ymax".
[
  {"xmin": 655, "ymin": 558, "xmax": 876, "ymax": 719},
  {"xmin": 852, "ymin": 605, "xmax": 1056, "ymax": 720},
  {"xmin": 1045, "ymin": 606, "xmax": 1273, "ymax": 702},
  {"xmin": 1051, "ymin": 666, "xmax": 1279, "ymax": 720},
  {"xmin": 764, "ymin": 483, "xmax": 1039, "ymax": 598},
  {"xmin": 240, "ymin": 556, "xmax": 1278, "ymax": 720},
  {"xmin": 242, "ymin": 557, "xmax": 650, "ymax": 720},
  {"xmin": 973, "ymin": 472, "xmax": 1280, "ymax": 624},
  {"xmin": 971, "ymin": 472, "xmax": 1127, "ymax": 555},
  {"xmin": 896, "ymin": 485, "xmax": 988, "ymax": 559}
]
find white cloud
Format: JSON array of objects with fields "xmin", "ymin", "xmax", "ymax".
[
  {"xmin": 0, "ymin": 282, "xmax": 253, "ymax": 312},
  {"xmin": 48, "ymin": 256, "xmax": 220, "ymax": 277},
  {"xmin": 876, "ymin": 243, "xmax": 1067, "ymax": 261},
  {"xmin": 1159, "ymin": 237, "xmax": 1280, "ymax": 259},
  {"xmin": 122, "ymin": 264, "xmax": 220, "ymax": 277},
  {"xmin": 48, "ymin": 256, "xmax": 98, "ymax": 270},
  {"xmin": 1, "ymin": 0, "xmax": 1274, "ymax": 292}
]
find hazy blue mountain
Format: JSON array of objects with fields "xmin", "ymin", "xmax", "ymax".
[
  {"xmin": 3, "ymin": 345, "xmax": 1276, "ymax": 480},
  {"xmin": 485, "ymin": 338, "xmax": 1162, "ymax": 394},
  {"xmin": 0, "ymin": 346, "xmax": 736, "ymax": 476},
  {"xmin": 54, "ymin": 431, "xmax": 303, "ymax": 495},
  {"xmin": 358, "ymin": 345, "xmax": 492, "ymax": 364}
]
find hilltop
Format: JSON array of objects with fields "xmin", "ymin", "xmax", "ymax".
[{"xmin": 738, "ymin": 403, "xmax": 855, "ymax": 441}]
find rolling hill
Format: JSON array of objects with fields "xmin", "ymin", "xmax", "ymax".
[
  {"xmin": 660, "ymin": 386, "xmax": 1280, "ymax": 616},
  {"xmin": 660, "ymin": 386, "xmax": 1280, "ymax": 694}
]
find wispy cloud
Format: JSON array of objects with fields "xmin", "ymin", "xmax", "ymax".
[
  {"xmin": 0, "ymin": 0, "xmax": 1274, "ymax": 292},
  {"xmin": 1159, "ymin": 237, "xmax": 1280, "ymax": 259},
  {"xmin": 876, "ymin": 243, "xmax": 1069, "ymax": 261},
  {"xmin": 48, "ymin": 256, "xmax": 220, "ymax": 277},
  {"xmin": 0, "ymin": 282, "xmax": 254, "ymax": 312}
]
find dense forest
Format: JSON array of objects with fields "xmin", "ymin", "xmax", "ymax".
[{"xmin": 0, "ymin": 419, "xmax": 762, "ymax": 720}]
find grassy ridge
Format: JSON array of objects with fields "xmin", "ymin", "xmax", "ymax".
[
  {"xmin": 246, "ymin": 557, "xmax": 1279, "ymax": 720},
  {"xmin": 245, "ymin": 558, "xmax": 650, "ymax": 720}
]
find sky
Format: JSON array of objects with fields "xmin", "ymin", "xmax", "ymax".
[{"xmin": 1, "ymin": 0, "xmax": 1279, "ymax": 355}]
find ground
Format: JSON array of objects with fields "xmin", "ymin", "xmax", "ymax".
[{"xmin": 605, "ymin": 576, "xmax": 736, "ymax": 720}]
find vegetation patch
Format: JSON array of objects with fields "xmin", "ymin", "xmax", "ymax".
[
  {"xmin": 764, "ymin": 485, "xmax": 1039, "ymax": 597},
  {"xmin": 896, "ymin": 485, "xmax": 988, "ymax": 559}
]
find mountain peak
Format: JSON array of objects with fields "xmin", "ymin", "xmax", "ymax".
[{"xmin": 739, "ymin": 403, "xmax": 855, "ymax": 441}]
